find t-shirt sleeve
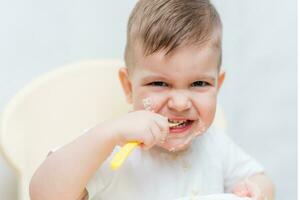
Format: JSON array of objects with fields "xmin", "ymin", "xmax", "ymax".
[
  {"xmin": 86, "ymin": 167, "xmax": 106, "ymax": 200},
  {"xmin": 213, "ymin": 129, "xmax": 264, "ymax": 192},
  {"xmin": 86, "ymin": 147, "xmax": 119, "ymax": 199}
]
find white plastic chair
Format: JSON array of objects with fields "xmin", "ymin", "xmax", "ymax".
[{"xmin": 0, "ymin": 59, "xmax": 226, "ymax": 200}]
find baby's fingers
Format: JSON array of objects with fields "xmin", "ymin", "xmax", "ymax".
[
  {"xmin": 233, "ymin": 189, "xmax": 251, "ymax": 197},
  {"xmin": 232, "ymin": 182, "xmax": 251, "ymax": 197},
  {"xmin": 232, "ymin": 180, "xmax": 263, "ymax": 200},
  {"xmin": 244, "ymin": 180, "xmax": 264, "ymax": 200},
  {"xmin": 152, "ymin": 122, "xmax": 169, "ymax": 145},
  {"xmin": 153, "ymin": 116, "xmax": 169, "ymax": 136},
  {"xmin": 140, "ymin": 126, "xmax": 157, "ymax": 150}
]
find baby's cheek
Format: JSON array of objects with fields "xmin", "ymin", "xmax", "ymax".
[
  {"xmin": 194, "ymin": 95, "xmax": 216, "ymax": 116},
  {"xmin": 193, "ymin": 97, "xmax": 217, "ymax": 131},
  {"xmin": 137, "ymin": 94, "xmax": 167, "ymax": 112},
  {"xmin": 204, "ymin": 104, "xmax": 217, "ymax": 125}
]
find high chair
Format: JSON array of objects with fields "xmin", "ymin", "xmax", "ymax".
[{"xmin": 0, "ymin": 59, "xmax": 226, "ymax": 200}]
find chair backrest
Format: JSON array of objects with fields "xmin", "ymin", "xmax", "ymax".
[{"xmin": 0, "ymin": 59, "xmax": 226, "ymax": 200}]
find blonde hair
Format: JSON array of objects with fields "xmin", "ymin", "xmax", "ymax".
[{"xmin": 124, "ymin": 0, "xmax": 222, "ymax": 69}]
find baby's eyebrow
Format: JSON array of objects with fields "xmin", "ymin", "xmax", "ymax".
[
  {"xmin": 194, "ymin": 76, "xmax": 216, "ymax": 83},
  {"xmin": 140, "ymin": 75, "xmax": 168, "ymax": 82},
  {"xmin": 140, "ymin": 74, "xmax": 216, "ymax": 84}
]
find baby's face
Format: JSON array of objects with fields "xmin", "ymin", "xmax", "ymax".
[{"xmin": 120, "ymin": 44, "xmax": 224, "ymax": 152}]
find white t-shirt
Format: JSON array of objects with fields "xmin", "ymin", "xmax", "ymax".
[{"xmin": 86, "ymin": 126, "xmax": 264, "ymax": 200}]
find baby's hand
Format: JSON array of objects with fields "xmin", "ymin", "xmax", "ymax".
[
  {"xmin": 232, "ymin": 179, "xmax": 267, "ymax": 200},
  {"xmin": 110, "ymin": 110, "xmax": 169, "ymax": 149}
]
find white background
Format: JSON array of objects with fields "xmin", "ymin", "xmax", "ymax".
[{"xmin": 0, "ymin": 0, "xmax": 296, "ymax": 199}]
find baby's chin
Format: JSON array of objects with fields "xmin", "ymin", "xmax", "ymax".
[
  {"xmin": 155, "ymin": 119, "xmax": 208, "ymax": 152},
  {"xmin": 157, "ymin": 135, "xmax": 195, "ymax": 152},
  {"xmin": 157, "ymin": 126, "xmax": 207, "ymax": 152}
]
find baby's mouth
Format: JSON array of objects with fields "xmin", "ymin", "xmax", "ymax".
[{"xmin": 168, "ymin": 119, "xmax": 194, "ymax": 130}]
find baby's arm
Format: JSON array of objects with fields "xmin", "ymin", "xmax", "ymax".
[
  {"xmin": 231, "ymin": 173, "xmax": 275, "ymax": 200},
  {"xmin": 29, "ymin": 122, "xmax": 118, "ymax": 200},
  {"xmin": 29, "ymin": 110, "xmax": 168, "ymax": 200}
]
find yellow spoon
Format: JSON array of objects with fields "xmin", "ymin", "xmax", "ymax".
[
  {"xmin": 110, "ymin": 120, "xmax": 182, "ymax": 170},
  {"xmin": 110, "ymin": 142, "xmax": 140, "ymax": 170}
]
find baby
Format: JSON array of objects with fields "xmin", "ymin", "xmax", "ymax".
[{"xmin": 30, "ymin": 0, "xmax": 275, "ymax": 200}]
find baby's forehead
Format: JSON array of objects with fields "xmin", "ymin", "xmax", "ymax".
[{"xmin": 136, "ymin": 43, "xmax": 219, "ymax": 67}]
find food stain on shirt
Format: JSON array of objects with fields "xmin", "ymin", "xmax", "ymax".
[{"xmin": 182, "ymin": 160, "xmax": 191, "ymax": 172}]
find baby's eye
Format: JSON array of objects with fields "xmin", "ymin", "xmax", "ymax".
[
  {"xmin": 148, "ymin": 81, "xmax": 168, "ymax": 87},
  {"xmin": 191, "ymin": 81, "xmax": 210, "ymax": 87}
]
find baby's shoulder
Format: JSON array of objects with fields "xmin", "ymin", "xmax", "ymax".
[{"xmin": 192, "ymin": 127, "xmax": 233, "ymax": 159}]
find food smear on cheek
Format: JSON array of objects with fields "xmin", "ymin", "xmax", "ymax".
[
  {"xmin": 142, "ymin": 97, "xmax": 155, "ymax": 111},
  {"xmin": 193, "ymin": 119, "xmax": 207, "ymax": 137}
]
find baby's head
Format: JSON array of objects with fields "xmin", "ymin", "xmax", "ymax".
[{"xmin": 119, "ymin": 0, "xmax": 225, "ymax": 152}]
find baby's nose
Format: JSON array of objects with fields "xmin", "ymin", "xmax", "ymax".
[{"xmin": 167, "ymin": 91, "xmax": 192, "ymax": 112}]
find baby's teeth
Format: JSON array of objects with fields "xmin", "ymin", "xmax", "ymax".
[
  {"xmin": 169, "ymin": 122, "xmax": 181, "ymax": 128},
  {"xmin": 170, "ymin": 121, "xmax": 188, "ymax": 128},
  {"xmin": 168, "ymin": 119, "xmax": 191, "ymax": 128}
]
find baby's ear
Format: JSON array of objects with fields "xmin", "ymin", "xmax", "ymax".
[
  {"xmin": 217, "ymin": 70, "xmax": 225, "ymax": 91},
  {"xmin": 118, "ymin": 67, "xmax": 133, "ymax": 104}
]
